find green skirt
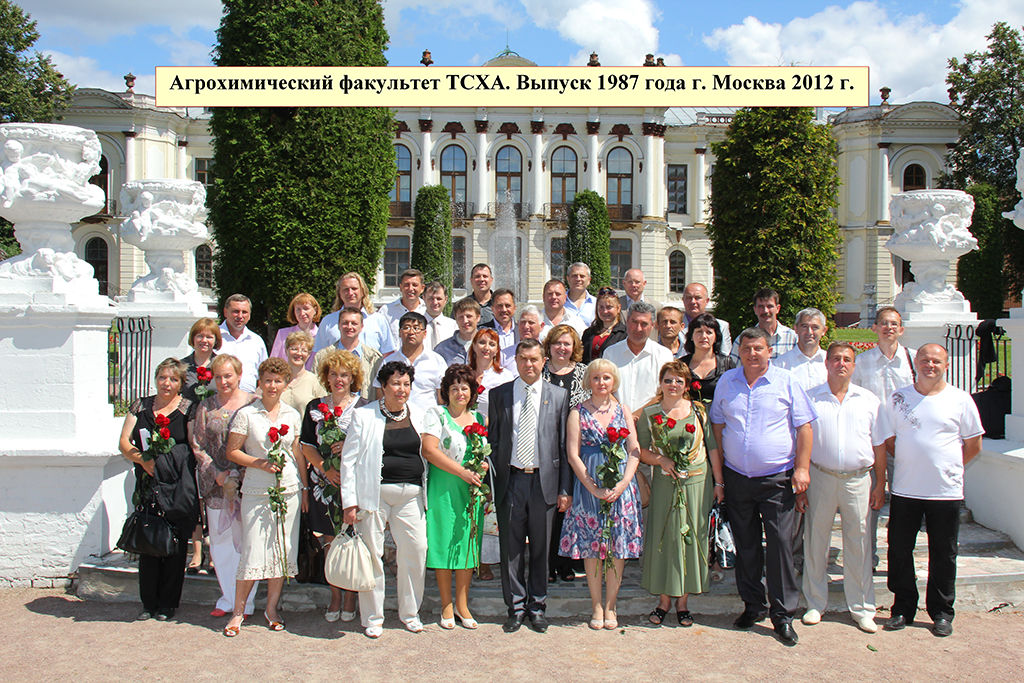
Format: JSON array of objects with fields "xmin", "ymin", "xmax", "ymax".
[
  {"xmin": 425, "ymin": 464, "xmax": 483, "ymax": 570},
  {"xmin": 640, "ymin": 460, "xmax": 712, "ymax": 597}
]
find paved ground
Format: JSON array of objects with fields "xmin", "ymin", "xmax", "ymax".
[{"xmin": 5, "ymin": 588, "xmax": 1023, "ymax": 681}]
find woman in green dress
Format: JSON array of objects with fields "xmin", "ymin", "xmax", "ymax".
[
  {"xmin": 421, "ymin": 364, "xmax": 488, "ymax": 630},
  {"xmin": 636, "ymin": 360, "xmax": 725, "ymax": 627}
]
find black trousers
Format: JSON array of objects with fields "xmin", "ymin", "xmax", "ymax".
[
  {"xmin": 138, "ymin": 520, "xmax": 191, "ymax": 612},
  {"xmin": 887, "ymin": 495, "xmax": 960, "ymax": 622},
  {"xmin": 498, "ymin": 468, "xmax": 555, "ymax": 616},
  {"xmin": 724, "ymin": 466, "xmax": 799, "ymax": 625}
]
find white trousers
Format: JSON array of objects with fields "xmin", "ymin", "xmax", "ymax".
[
  {"xmin": 801, "ymin": 466, "xmax": 876, "ymax": 620},
  {"xmin": 355, "ymin": 483, "xmax": 427, "ymax": 628},
  {"xmin": 206, "ymin": 506, "xmax": 256, "ymax": 614}
]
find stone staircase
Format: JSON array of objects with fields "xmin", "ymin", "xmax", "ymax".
[{"xmin": 76, "ymin": 504, "xmax": 1024, "ymax": 619}]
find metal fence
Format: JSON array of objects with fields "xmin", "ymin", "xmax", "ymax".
[
  {"xmin": 109, "ymin": 316, "xmax": 153, "ymax": 411},
  {"xmin": 944, "ymin": 323, "xmax": 1011, "ymax": 393}
]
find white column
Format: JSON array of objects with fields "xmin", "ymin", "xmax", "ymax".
[
  {"xmin": 176, "ymin": 140, "xmax": 188, "ymax": 180},
  {"xmin": 420, "ymin": 125, "xmax": 432, "ymax": 187},
  {"xmin": 124, "ymin": 132, "xmax": 137, "ymax": 183},
  {"xmin": 589, "ymin": 126, "xmax": 601, "ymax": 195},
  {"xmin": 878, "ymin": 143, "xmax": 891, "ymax": 224},
  {"xmin": 657, "ymin": 132, "xmax": 666, "ymax": 218},
  {"xmin": 644, "ymin": 129, "xmax": 656, "ymax": 218},
  {"xmin": 475, "ymin": 122, "xmax": 488, "ymax": 217},
  {"xmin": 532, "ymin": 128, "xmax": 544, "ymax": 217},
  {"xmin": 694, "ymin": 148, "xmax": 706, "ymax": 225}
]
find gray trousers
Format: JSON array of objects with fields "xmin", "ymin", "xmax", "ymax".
[{"xmin": 498, "ymin": 468, "xmax": 555, "ymax": 617}]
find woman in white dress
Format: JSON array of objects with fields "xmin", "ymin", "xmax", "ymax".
[{"xmin": 222, "ymin": 357, "xmax": 308, "ymax": 637}]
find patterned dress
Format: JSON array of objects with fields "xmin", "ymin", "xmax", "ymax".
[{"xmin": 559, "ymin": 403, "xmax": 644, "ymax": 560}]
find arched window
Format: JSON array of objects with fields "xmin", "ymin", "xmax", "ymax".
[
  {"xmin": 195, "ymin": 244, "xmax": 213, "ymax": 289},
  {"xmin": 89, "ymin": 155, "xmax": 110, "ymax": 214},
  {"xmin": 606, "ymin": 147, "xmax": 633, "ymax": 220},
  {"xmin": 84, "ymin": 237, "xmax": 109, "ymax": 295},
  {"xmin": 669, "ymin": 251, "xmax": 687, "ymax": 293},
  {"xmin": 902, "ymin": 163, "xmax": 926, "ymax": 191},
  {"xmin": 495, "ymin": 146, "xmax": 522, "ymax": 208},
  {"xmin": 384, "ymin": 234, "xmax": 411, "ymax": 287},
  {"xmin": 391, "ymin": 145, "xmax": 412, "ymax": 217},
  {"xmin": 550, "ymin": 147, "xmax": 577, "ymax": 217},
  {"xmin": 440, "ymin": 145, "xmax": 468, "ymax": 217}
]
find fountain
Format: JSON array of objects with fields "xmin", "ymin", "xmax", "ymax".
[{"xmin": 492, "ymin": 188, "xmax": 521, "ymax": 299}]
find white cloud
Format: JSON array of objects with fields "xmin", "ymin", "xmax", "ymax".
[
  {"xmin": 19, "ymin": 0, "xmax": 222, "ymax": 35},
  {"xmin": 45, "ymin": 51, "xmax": 155, "ymax": 95},
  {"xmin": 703, "ymin": 0, "xmax": 1024, "ymax": 103}
]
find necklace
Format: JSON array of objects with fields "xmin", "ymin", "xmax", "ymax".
[
  {"xmin": 589, "ymin": 399, "xmax": 613, "ymax": 414},
  {"xmin": 380, "ymin": 402, "xmax": 409, "ymax": 422}
]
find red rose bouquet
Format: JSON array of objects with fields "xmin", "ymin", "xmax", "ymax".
[
  {"xmin": 194, "ymin": 366, "xmax": 215, "ymax": 400},
  {"xmin": 462, "ymin": 420, "xmax": 491, "ymax": 564},
  {"xmin": 595, "ymin": 425, "xmax": 631, "ymax": 577},
  {"xmin": 312, "ymin": 402, "xmax": 347, "ymax": 530},
  {"xmin": 266, "ymin": 422, "xmax": 291, "ymax": 578},
  {"xmin": 141, "ymin": 412, "xmax": 175, "ymax": 462},
  {"xmin": 651, "ymin": 408, "xmax": 705, "ymax": 548}
]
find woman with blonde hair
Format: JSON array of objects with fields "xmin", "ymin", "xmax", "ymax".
[
  {"xmin": 270, "ymin": 293, "xmax": 322, "ymax": 370},
  {"xmin": 280, "ymin": 331, "xmax": 321, "ymax": 413},
  {"xmin": 299, "ymin": 349, "xmax": 368, "ymax": 624},
  {"xmin": 636, "ymin": 359, "xmax": 724, "ymax": 628},
  {"xmin": 313, "ymin": 272, "xmax": 394, "ymax": 356}
]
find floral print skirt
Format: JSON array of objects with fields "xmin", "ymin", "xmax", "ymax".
[{"xmin": 559, "ymin": 445, "xmax": 643, "ymax": 560}]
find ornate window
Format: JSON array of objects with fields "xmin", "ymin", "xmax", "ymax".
[
  {"xmin": 550, "ymin": 147, "xmax": 577, "ymax": 214},
  {"xmin": 902, "ymin": 163, "xmax": 926, "ymax": 191},
  {"xmin": 440, "ymin": 145, "xmax": 468, "ymax": 216},
  {"xmin": 667, "ymin": 164, "xmax": 687, "ymax": 214},
  {"xmin": 452, "ymin": 236, "xmax": 466, "ymax": 289},
  {"xmin": 84, "ymin": 237, "xmax": 109, "ymax": 295},
  {"xmin": 550, "ymin": 237, "xmax": 567, "ymax": 281},
  {"xmin": 195, "ymin": 244, "xmax": 213, "ymax": 289},
  {"xmin": 195, "ymin": 158, "xmax": 213, "ymax": 189},
  {"xmin": 609, "ymin": 238, "xmax": 633, "ymax": 289},
  {"xmin": 495, "ymin": 146, "xmax": 522, "ymax": 204},
  {"xmin": 384, "ymin": 235, "xmax": 411, "ymax": 287},
  {"xmin": 606, "ymin": 147, "xmax": 633, "ymax": 220},
  {"xmin": 669, "ymin": 251, "xmax": 687, "ymax": 293},
  {"xmin": 391, "ymin": 145, "xmax": 412, "ymax": 217}
]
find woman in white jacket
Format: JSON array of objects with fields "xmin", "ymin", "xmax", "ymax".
[{"xmin": 341, "ymin": 361, "xmax": 429, "ymax": 638}]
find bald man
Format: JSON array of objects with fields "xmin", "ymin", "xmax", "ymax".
[
  {"xmin": 681, "ymin": 283, "xmax": 731, "ymax": 352},
  {"xmin": 881, "ymin": 344, "xmax": 983, "ymax": 638},
  {"xmin": 619, "ymin": 269, "xmax": 662, "ymax": 314}
]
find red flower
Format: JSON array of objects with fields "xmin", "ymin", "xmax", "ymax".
[
  {"xmin": 464, "ymin": 424, "xmax": 474, "ymax": 435},
  {"xmin": 691, "ymin": 380, "xmax": 701, "ymax": 391},
  {"xmin": 279, "ymin": 424, "xmax": 290, "ymax": 436},
  {"xmin": 154, "ymin": 413, "xmax": 170, "ymax": 427},
  {"xmin": 317, "ymin": 402, "xmax": 330, "ymax": 415},
  {"xmin": 652, "ymin": 413, "xmax": 664, "ymax": 425},
  {"xmin": 268, "ymin": 427, "xmax": 280, "ymax": 443},
  {"xmin": 617, "ymin": 427, "xmax": 630, "ymax": 440},
  {"xmin": 477, "ymin": 385, "xmax": 485, "ymax": 394},
  {"xmin": 685, "ymin": 423, "xmax": 696, "ymax": 433},
  {"xmin": 159, "ymin": 427, "xmax": 171, "ymax": 440},
  {"xmin": 666, "ymin": 418, "xmax": 677, "ymax": 429},
  {"xmin": 334, "ymin": 405, "xmax": 343, "ymax": 417},
  {"xmin": 196, "ymin": 367, "xmax": 212, "ymax": 382},
  {"xmin": 606, "ymin": 426, "xmax": 620, "ymax": 443}
]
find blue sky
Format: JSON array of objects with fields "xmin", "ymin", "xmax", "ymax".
[{"xmin": 19, "ymin": 0, "xmax": 1018, "ymax": 105}]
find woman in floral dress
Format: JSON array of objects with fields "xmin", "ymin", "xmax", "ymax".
[{"xmin": 559, "ymin": 359, "xmax": 644, "ymax": 630}]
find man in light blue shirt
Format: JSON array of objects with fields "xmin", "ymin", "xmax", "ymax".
[
  {"xmin": 711, "ymin": 326, "xmax": 816, "ymax": 646},
  {"xmin": 729, "ymin": 288, "xmax": 797, "ymax": 361},
  {"xmin": 313, "ymin": 272, "xmax": 395, "ymax": 356},
  {"xmin": 563, "ymin": 262, "xmax": 596, "ymax": 327}
]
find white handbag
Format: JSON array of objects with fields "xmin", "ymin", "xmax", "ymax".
[{"xmin": 325, "ymin": 524, "xmax": 376, "ymax": 591}]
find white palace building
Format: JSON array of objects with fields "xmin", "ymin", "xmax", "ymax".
[{"xmin": 60, "ymin": 53, "xmax": 963, "ymax": 326}]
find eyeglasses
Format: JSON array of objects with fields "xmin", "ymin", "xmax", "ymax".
[
  {"xmin": 399, "ymin": 324, "xmax": 424, "ymax": 332},
  {"xmin": 662, "ymin": 377, "xmax": 687, "ymax": 386},
  {"xmin": 598, "ymin": 287, "xmax": 617, "ymax": 296}
]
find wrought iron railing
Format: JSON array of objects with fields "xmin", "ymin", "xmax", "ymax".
[
  {"xmin": 109, "ymin": 316, "xmax": 154, "ymax": 411},
  {"xmin": 486, "ymin": 201, "xmax": 531, "ymax": 219},
  {"xmin": 944, "ymin": 323, "xmax": 1011, "ymax": 392},
  {"xmin": 544, "ymin": 203, "xmax": 572, "ymax": 222},
  {"xmin": 608, "ymin": 204, "xmax": 642, "ymax": 221},
  {"xmin": 389, "ymin": 201, "xmax": 413, "ymax": 218}
]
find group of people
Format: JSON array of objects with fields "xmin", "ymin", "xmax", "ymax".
[{"xmin": 117, "ymin": 263, "xmax": 983, "ymax": 646}]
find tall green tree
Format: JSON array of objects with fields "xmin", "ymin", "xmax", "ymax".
[
  {"xmin": 708, "ymin": 107, "xmax": 841, "ymax": 329},
  {"xmin": 0, "ymin": 0, "xmax": 75, "ymax": 258},
  {"xmin": 946, "ymin": 22, "xmax": 1024, "ymax": 305},
  {"xmin": 566, "ymin": 189, "xmax": 610, "ymax": 292},
  {"xmin": 410, "ymin": 185, "xmax": 452, "ymax": 305},
  {"xmin": 957, "ymin": 184, "xmax": 1007, "ymax": 319},
  {"xmin": 208, "ymin": 0, "xmax": 394, "ymax": 338}
]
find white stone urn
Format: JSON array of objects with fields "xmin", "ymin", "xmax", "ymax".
[
  {"xmin": 0, "ymin": 123, "xmax": 106, "ymax": 292},
  {"xmin": 118, "ymin": 179, "xmax": 209, "ymax": 312},
  {"xmin": 887, "ymin": 190, "xmax": 977, "ymax": 315}
]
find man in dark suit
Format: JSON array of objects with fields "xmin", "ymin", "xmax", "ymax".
[{"xmin": 487, "ymin": 338, "xmax": 572, "ymax": 633}]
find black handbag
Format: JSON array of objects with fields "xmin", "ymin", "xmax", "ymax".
[{"xmin": 117, "ymin": 505, "xmax": 178, "ymax": 558}]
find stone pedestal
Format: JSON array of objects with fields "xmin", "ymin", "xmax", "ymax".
[{"xmin": 998, "ymin": 316, "xmax": 1024, "ymax": 442}]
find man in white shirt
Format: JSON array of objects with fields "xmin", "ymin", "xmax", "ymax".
[
  {"xmin": 619, "ymin": 268, "xmax": 662, "ymax": 313},
  {"xmin": 602, "ymin": 301, "xmax": 673, "ymax": 414},
  {"xmin": 730, "ymin": 288, "xmax": 797, "ymax": 360},
  {"xmin": 423, "ymin": 281, "xmax": 457, "ymax": 351},
  {"xmin": 377, "ymin": 269, "xmax": 427, "ymax": 344},
  {"xmin": 484, "ymin": 288, "xmax": 518, "ymax": 368},
  {"xmin": 311, "ymin": 307, "xmax": 381, "ymax": 399},
  {"xmin": 851, "ymin": 305, "xmax": 917, "ymax": 568},
  {"xmin": 458, "ymin": 263, "xmax": 495, "ymax": 325},
  {"xmin": 799, "ymin": 342, "xmax": 889, "ymax": 634},
  {"xmin": 218, "ymin": 294, "xmax": 268, "ymax": 393},
  {"xmin": 881, "ymin": 344, "xmax": 983, "ymax": 638},
  {"xmin": 435, "ymin": 298, "xmax": 481, "ymax": 366},
  {"xmin": 541, "ymin": 279, "xmax": 585, "ymax": 338},
  {"xmin": 313, "ymin": 272, "xmax": 395, "ymax": 356},
  {"xmin": 506, "ymin": 305, "xmax": 544, "ymax": 373},
  {"xmin": 681, "ymin": 282, "xmax": 731, "ymax": 351},
  {"xmin": 656, "ymin": 306, "xmax": 686, "ymax": 359},
  {"xmin": 372, "ymin": 312, "xmax": 445, "ymax": 415},
  {"xmin": 775, "ymin": 308, "xmax": 828, "ymax": 390},
  {"xmin": 564, "ymin": 262, "xmax": 596, "ymax": 327}
]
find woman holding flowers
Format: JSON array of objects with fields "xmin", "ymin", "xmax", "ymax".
[
  {"xmin": 680, "ymin": 313, "xmax": 735, "ymax": 405},
  {"xmin": 298, "ymin": 349, "xmax": 367, "ymax": 624},
  {"xmin": 118, "ymin": 357, "xmax": 198, "ymax": 622},
  {"xmin": 636, "ymin": 360, "xmax": 724, "ymax": 627},
  {"xmin": 223, "ymin": 357, "xmax": 308, "ymax": 637},
  {"xmin": 558, "ymin": 359, "xmax": 643, "ymax": 630},
  {"xmin": 468, "ymin": 327, "xmax": 514, "ymax": 417},
  {"xmin": 190, "ymin": 354, "xmax": 256, "ymax": 618},
  {"xmin": 421, "ymin": 364, "xmax": 489, "ymax": 630},
  {"xmin": 182, "ymin": 317, "xmax": 221, "ymax": 403}
]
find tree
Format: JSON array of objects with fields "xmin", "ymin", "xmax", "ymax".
[
  {"xmin": 708, "ymin": 107, "xmax": 841, "ymax": 330},
  {"xmin": 946, "ymin": 22, "xmax": 1024, "ymax": 305},
  {"xmin": 0, "ymin": 0, "xmax": 75, "ymax": 258},
  {"xmin": 410, "ymin": 185, "xmax": 452, "ymax": 305},
  {"xmin": 566, "ymin": 189, "xmax": 611, "ymax": 292},
  {"xmin": 208, "ymin": 0, "xmax": 394, "ymax": 338},
  {"xmin": 957, "ymin": 184, "xmax": 1007, "ymax": 319}
]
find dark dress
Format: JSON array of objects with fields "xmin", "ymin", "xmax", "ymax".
[
  {"xmin": 680, "ymin": 353, "xmax": 736, "ymax": 404},
  {"xmin": 128, "ymin": 395, "xmax": 198, "ymax": 614},
  {"xmin": 542, "ymin": 362, "xmax": 590, "ymax": 409},
  {"xmin": 299, "ymin": 394, "xmax": 367, "ymax": 536},
  {"xmin": 181, "ymin": 351, "xmax": 214, "ymax": 403},
  {"xmin": 582, "ymin": 323, "xmax": 627, "ymax": 363}
]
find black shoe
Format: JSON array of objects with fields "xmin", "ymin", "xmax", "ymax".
[
  {"xmin": 136, "ymin": 610, "xmax": 154, "ymax": 622},
  {"xmin": 503, "ymin": 613, "xmax": 525, "ymax": 633},
  {"xmin": 528, "ymin": 613, "xmax": 550, "ymax": 633},
  {"xmin": 774, "ymin": 623, "xmax": 799, "ymax": 646},
  {"xmin": 884, "ymin": 614, "xmax": 908, "ymax": 631},
  {"xmin": 154, "ymin": 609, "xmax": 175, "ymax": 622},
  {"xmin": 932, "ymin": 618, "xmax": 953, "ymax": 637},
  {"xmin": 548, "ymin": 570, "xmax": 557, "ymax": 584},
  {"xmin": 559, "ymin": 568, "xmax": 575, "ymax": 582},
  {"xmin": 733, "ymin": 609, "xmax": 768, "ymax": 630}
]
